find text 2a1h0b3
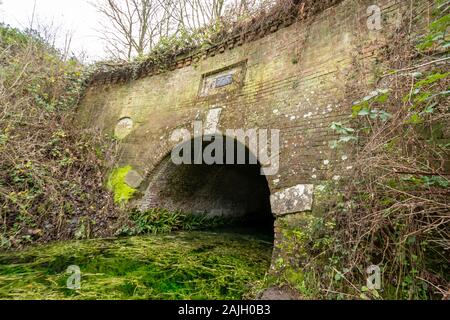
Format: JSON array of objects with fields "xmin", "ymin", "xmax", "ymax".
[{"xmin": 178, "ymin": 304, "xmax": 271, "ymax": 317}]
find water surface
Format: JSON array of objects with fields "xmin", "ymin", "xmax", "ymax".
[{"xmin": 0, "ymin": 231, "xmax": 273, "ymax": 300}]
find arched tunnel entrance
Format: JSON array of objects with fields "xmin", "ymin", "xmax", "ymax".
[{"xmin": 140, "ymin": 135, "xmax": 274, "ymax": 236}]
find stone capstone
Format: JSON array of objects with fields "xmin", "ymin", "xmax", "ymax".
[
  {"xmin": 204, "ymin": 107, "xmax": 223, "ymax": 135},
  {"xmin": 270, "ymin": 184, "xmax": 314, "ymax": 216}
]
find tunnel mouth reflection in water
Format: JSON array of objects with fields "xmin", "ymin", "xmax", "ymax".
[{"xmin": 141, "ymin": 135, "xmax": 275, "ymax": 238}]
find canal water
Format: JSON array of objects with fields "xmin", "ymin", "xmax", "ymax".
[{"xmin": 0, "ymin": 230, "xmax": 273, "ymax": 300}]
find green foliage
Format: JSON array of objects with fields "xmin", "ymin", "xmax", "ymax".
[
  {"xmin": 416, "ymin": 12, "xmax": 450, "ymax": 51},
  {"xmin": 419, "ymin": 175, "xmax": 449, "ymax": 188},
  {"xmin": 414, "ymin": 72, "xmax": 449, "ymax": 88},
  {"xmin": 404, "ymin": 71, "xmax": 449, "ymax": 125},
  {"xmin": 0, "ymin": 23, "xmax": 28, "ymax": 46},
  {"xmin": 330, "ymin": 122, "xmax": 355, "ymax": 135},
  {"xmin": 352, "ymin": 89, "xmax": 392, "ymax": 119},
  {"xmin": 330, "ymin": 89, "xmax": 395, "ymax": 149},
  {"xmin": 329, "ymin": 122, "xmax": 357, "ymax": 149},
  {"xmin": 1, "ymin": 24, "xmax": 87, "ymax": 112},
  {"xmin": 118, "ymin": 208, "xmax": 240, "ymax": 236}
]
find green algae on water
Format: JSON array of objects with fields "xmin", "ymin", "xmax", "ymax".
[{"xmin": 0, "ymin": 231, "xmax": 272, "ymax": 300}]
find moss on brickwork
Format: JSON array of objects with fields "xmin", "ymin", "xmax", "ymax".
[{"xmin": 107, "ymin": 166, "xmax": 137, "ymax": 204}]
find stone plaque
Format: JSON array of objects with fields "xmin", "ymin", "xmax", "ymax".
[
  {"xmin": 114, "ymin": 117, "xmax": 134, "ymax": 140},
  {"xmin": 270, "ymin": 184, "xmax": 314, "ymax": 216},
  {"xmin": 199, "ymin": 61, "xmax": 247, "ymax": 97},
  {"xmin": 215, "ymin": 75, "xmax": 233, "ymax": 88}
]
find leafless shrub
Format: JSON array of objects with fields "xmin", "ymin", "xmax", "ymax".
[{"xmin": 93, "ymin": 0, "xmax": 310, "ymax": 60}]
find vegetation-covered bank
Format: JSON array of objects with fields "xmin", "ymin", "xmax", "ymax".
[
  {"xmin": 0, "ymin": 24, "xmax": 124, "ymax": 249},
  {"xmin": 0, "ymin": 231, "xmax": 272, "ymax": 300},
  {"xmin": 270, "ymin": 2, "xmax": 449, "ymax": 300}
]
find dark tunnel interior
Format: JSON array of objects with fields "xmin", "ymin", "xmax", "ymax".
[{"xmin": 141, "ymin": 135, "xmax": 274, "ymax": 235}]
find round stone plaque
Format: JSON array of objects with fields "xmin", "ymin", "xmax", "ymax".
[{"xmin": 114, "ymin": 117, "xmax": 134, "ymax": 139}]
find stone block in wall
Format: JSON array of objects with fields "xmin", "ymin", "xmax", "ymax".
[
  {"xmin": 270, "ymin": 184, "xmax": 314, "ymax": 216},
  {"xmin": 124, "ymin": 170, "xmax": 144, "ymax": 189}
]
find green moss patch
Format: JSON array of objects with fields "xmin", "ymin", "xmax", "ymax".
[{"xmin": 107, "ymin": 166, "xmax": 137, "ymax": 204}]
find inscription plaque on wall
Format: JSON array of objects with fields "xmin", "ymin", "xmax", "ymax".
[
  {"xmin": 215, "ymin": 74, "xmax": 233, "ymax": 88},
  {"xmin": 198, "ymin": 61, "xmax": 247, "ymax": 98}
]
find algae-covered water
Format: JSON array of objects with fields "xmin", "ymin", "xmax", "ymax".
[{"xmin": 0, "ymin": 231, "xmax": 273, "ymax": 300}]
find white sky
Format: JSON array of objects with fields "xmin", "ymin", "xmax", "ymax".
[{"xmin": 0, "ymin": 0, "xmax": 106, "ymax": 61}]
